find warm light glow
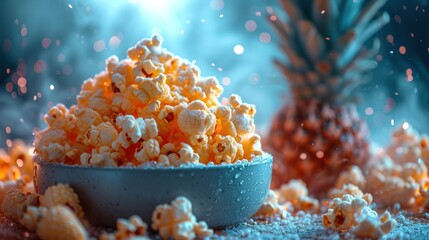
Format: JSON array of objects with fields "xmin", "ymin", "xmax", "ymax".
[{"xmin": 402, "ymin": 122, "xmax": 409, "ymax": 130}]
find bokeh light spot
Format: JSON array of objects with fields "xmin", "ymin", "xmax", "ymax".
[
  {"xmin": 245, "ymin": 20, "xmax": 257, "ymax": 32},
  {"xmin": 42, "ymin": 38, "xmax": 51, "ymax": 48},
  {"xmin": 233, "ymin": 44, "xmax": 244, "ymax": 55},
  {"xmin": 259, "ymin": 32, "xmax": 271, "ymax": 43},
  {"xmin": 93, "ymin": 40, "xmax": 105, "ymax": 52},
  {"xmin": 222, "ymin": 77, "xmax": 231, "ymax": 86}
]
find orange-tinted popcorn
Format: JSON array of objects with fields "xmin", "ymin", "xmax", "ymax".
[
  {"xmin": 253, "ymin": 190, "xmax": 285, "ymax": 218},
  {"xmin": 366, "ymin": 156, "xmax": 428, "ymax": 208},
  {"xmin": 152, "ymin": 196, "xmax": 213, "ymax": 240},
  {"xmin": 34, "ymin": 34, "xmax": 262, "ymax": 166},
  {"xmin": 100, "ymin": 215, "xmax": 149, "ymax": 240},
  {"xmin": 211, "ymin": 135, "xmax": 244, "ymax": 164},
  {"xmin": 353, "ymin": 209, "xmax": 396, "ymax": 239},
  {"xmin": 177, "ymin": 100, "xmax": 216, "ymax": 136},
  {"xmin": 328, "ymin": 184, "xmax": 373, "ymax": 205},
  {"xmin": 0, "ymin": 180, "xmax": 19, "ymax": 205},
  {"xmin": 1, "ymin": 180, "xmax": 39, "ymax": 222},
  {"xmin": 322, "ymin": 194, "xmax": 369, "ymax": 231},
  {"xmin": 277, "ymin": 179, "xmax": 319, "ymax": 213},
  {"xmin": 36, "ymin": 205, "xmax": 88, "ymax": 240},
  {"xmin": 20, "ymin": 206, "xmax": 44, "ymax": 231},
  {"xmin": 335, "ymin": 165, "xmax": 365, "ymax": 189},
  {"xmin": 84, "ymin": 122, "xmax": 118, "ymax": 148},
  {"xmin": 135, "ymin": 139, "xmax": 161, "ymax": 163},
  {"xmin": 40, "ymin": 183, "xmax": 84, "ymax": 219}
]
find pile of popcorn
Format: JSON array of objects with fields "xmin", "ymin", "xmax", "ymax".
[
  {"xmin": 34, "ymin": 35, "xmax": 263, "ymax": 167},
  {"xmin": 365, "ymin": 126, "xmax": 429, "ymax": 210},
  {"xmin": 0, "ymin": 182, "xmax": 213, "ymax": 240}
]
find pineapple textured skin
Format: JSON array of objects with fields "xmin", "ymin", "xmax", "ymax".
[{"xmin": 267, "ymin": 0, "xmax": 389, "ymax": 196}]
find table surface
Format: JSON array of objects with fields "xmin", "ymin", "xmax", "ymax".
[{"xmin": 2, "ymin": 212, "xmax": 429, "ymax": 240}]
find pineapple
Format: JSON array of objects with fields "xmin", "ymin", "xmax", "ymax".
[{"xmin": 266, "ymin": 0, "xmax": 390, "ymax": 196}]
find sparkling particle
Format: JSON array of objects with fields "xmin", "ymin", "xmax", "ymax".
[
  {"xmin": 321, "ymin": 10, "xmax": 325, "ymax": 14},
  {"xmin": 56, "ymin": 40, "xmax": 61, "ymax": 46},
  {"xmin": 233, "ymin": 45, "xmax": 244, "ymax": 55},
  {"xmin": 50, "ymin": 84, "xmax": 55, "ymax": 91},
  {"xmin": 109, "ymin": 36, "xmax": 121, "ymax": 48},
  {"xmin": 245, "ymin": 20, "xmax": 257, "ymax": 32},
  {"xmin": 34, "ymin": 59, "xmax": 47, "ymax": 73},
  {"xmin": 402, "ymin": 122, "xmax": 409, "ymax": 130},
  {"xmin": 406, "ymin": 68, "xmax": 413, "ymax": 81},
  {"xmin": 6, "ymin": 139, "xmax": 12, "ymax": 148},
  {"xmin": 68, "ymin": 3, "xmax": 72, "ymax": 8},
  {"xmin": 399, "ymin": 46, "xmax": 406, "ymax": 54},
  {"xmin": 221, "ymin": 97, "xmax": 228, "ymax": 105},
  {"xmin": 93, "ymin": 40, "xmax": 105, "ymax": 52},
  {"xmin": 219, "ymin": 14, "xmax": 224, "ymax": 18},
  {"xmin": 386, "ymin": 35, "xmax": 394, "ymax": 44},
  {"xmin": 17, "ymin": 77, "xmax": 27, "ymax": 87},
  {"xmin": 16, "ymin": 159, "xmax": 24, "ymax": 168},
  {"xmin": 255, "ymin": 11, "xmax": 261, "ymax": 16},
  {"xmin": 217, "ymin": 67, "xmax": 222, "ymax": 72},
  {"xmin": 269, "ymin": 15, "xmax": 277, "ymax": 21},
  {"xmin": 21, "ymin": 24, "xmax": 27, "ymax": 37},
  {"xmin": 316, "ymin": 151, "xmax": 324, "ymax": 158},
  {"xmin": 394, "ymin": 15, "xmax": 402, "ymax": 23},
  {"xmin": 6, "ymin": 68, "xmax": 10, "ymax": 74},
  {"xmin": 201, "ymin": 19, "xmax": 206, "ymax": 23},
  {"xmin": 299, "ymin": 153, "xmax": 307, "ymax": 160},
  {"xmin": 42, "ymin": 38, "xmax": 51, "ymax": 48},
  {"xmin": 222, "ymin": 77, "xmax": 231, "ymax": 86},
  {"xmin": 6, "ymin": 82, "xmax": 13, "ymax": 92},
  {"xmin": 391, "ymin": 119, "xmax": 395, "ymax": 126},
  {"xmin": 259, "ymin": 32, "xmax": 271, "ymax": 43},
  {"xmin": 57, "ymin": 53, "xmax": 65, "ymax": 62},
  {"xmin": 365, "ymin": 107, "xmax": 374, "ymax": 115},
  {"xmin": 5, "ymin": 127, "xmax": 11, "ymax": 134}
]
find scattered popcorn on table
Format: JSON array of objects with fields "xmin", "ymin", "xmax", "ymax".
[
  {"xmin": 322, "ymin": 194, "xmax": 370, "ymax": 231},
  {"xmin": 100, "ymin": 215, "xmax": 149, "ymax": 240},
  {"xmin": 34, "ymin": 35, "xmax": 263, "ymax": 167},
  {"xmin": 40, "ymin": 183, "xmax": 84, "ymax": 220},
  {"xmin": 353, "ymin": 209, "xmax": 397, "ymax": 239},
  {"xmin": 36, "ymin": 205, "xmax": 88, "ymax": 240},
  {"xmin": 335, "ymin": 165, "xmax": 365, "ymax": 189},
  {"xmin": 151, "ymin": 196, "xmax": 213, "ymax": 240},
  {"xmin": 253, "ymin": 190, "xmax": 286, "ymax": 219},
  {"xmin": 328, "ymin": 184, "xmax": 373, "ymax": 205},
  {"xmin": 1, "ymin": 180, "xmax": 39, "ymax": 222},
  {"xmin": 277, "ymin": 179, "xmax": 319, "ymax": 213}
]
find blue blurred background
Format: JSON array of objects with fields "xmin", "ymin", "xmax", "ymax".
[{"xmin": 0, "ymin": 0, "xmax": 428, "ymax": 149}]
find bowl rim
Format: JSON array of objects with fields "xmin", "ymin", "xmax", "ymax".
[{"xmin": 34, "ymin": 153, "xmax": 273, "ymax": 172}]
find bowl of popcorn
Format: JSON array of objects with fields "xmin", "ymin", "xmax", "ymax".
[{"xmin": 33, "ymin": 35, "xmax": 272, "ymax": 228}]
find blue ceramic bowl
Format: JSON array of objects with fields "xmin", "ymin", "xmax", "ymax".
[{"xmin": 33, "ymin": 154, "xmax": 272, "ymax": 228}]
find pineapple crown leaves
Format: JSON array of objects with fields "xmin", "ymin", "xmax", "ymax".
[{"xmin": 269, "ymin": 0, "xmax": 390, "ymax": 104}]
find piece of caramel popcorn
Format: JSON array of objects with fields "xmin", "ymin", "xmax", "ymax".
[
  {"xmin": 211, "ymin": 135, "xmax": 244, "ymax": 164},
  {"xmin": 177, "ymin": 100, "xmax": 216, "ymax": 136},
  {"xmin": 100, "ymin": 215, "xmax": 149, "ymax": 240},
  {"xmin": 335, "ymin": 165, "xmax": 365, "ymax": 189},
  {"xmin": 152, "ymin": 196, "xmax": 213, "ymax": 240},
  {"xmin": 353, "ymin": 209, "xmax": 397, "ymax": 239},
  {"xmin": 1, "ymin": 180, "xmax": 39, "ymax": 222},
  {"xmin": 36, "ymin": 205, "xmax": 88, "ymax": 240},
  {"xmin": 322, "ymin": 194, "xmax": 369, "ymax": 231},
  {"xmin": 40, "ymin": 183, "xmax": 84, "ymax": 219},
  {"xmin": 253, "ymin": 190, "xmax": 285, "ymax": 218},
  {"xmin": 34, "ymin": 34, "xmax": 263, "ymax": 166},
  {"xmin": 277, "ymin": 179, "xmax": 319, "ymax": 213},
  {"xmin": 328, "ymin": 184, "xmax": 373, "ymax": 205}
]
